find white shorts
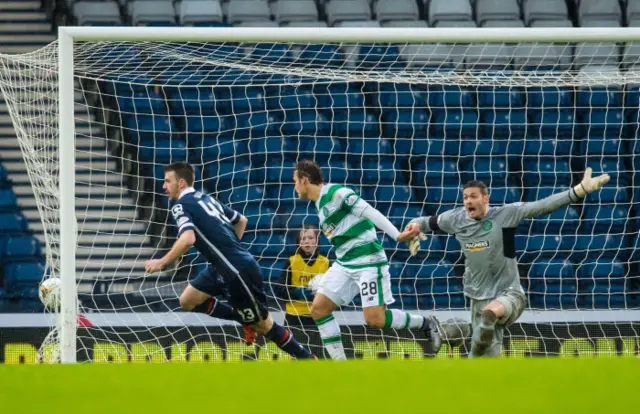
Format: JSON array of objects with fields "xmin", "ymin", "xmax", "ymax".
[{"xmin": 317, "ymin": 263, "xmax": 394, "ymax": 308}]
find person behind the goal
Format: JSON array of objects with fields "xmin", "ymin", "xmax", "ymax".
[
  {"xmin": 145, "ymin": 162, "xmax": 315, "ymax": 359},
  {"xmin": 293, "ymin": 160, "xmax": 442, "ymax": 360},
  {"xmin": 402, "ymin": 168, "xmax": 610, "ymax": 357}
]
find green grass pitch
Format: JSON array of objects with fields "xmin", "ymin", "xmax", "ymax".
[{"xmin": 0, "ymin": 359, "xmax": 636, "ymax": 413}]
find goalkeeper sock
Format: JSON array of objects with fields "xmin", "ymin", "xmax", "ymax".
[
  {"xmin": 192, "ymin": 298, "xmax": 243, "ymax": 324},
  {"xmin": 384, "ymin": 309, "xmax": 425, "ymax": 329},
  {"xmin": 265, "ymin": 322, "xmax": 314, "ymax": 359},
  {"xmin": 315, "ymin": 314, "xmax": 346, "ymax": 360},
  {"xmin": 469, "ymin": 310, "xmax": 497, "ymax": 358}
]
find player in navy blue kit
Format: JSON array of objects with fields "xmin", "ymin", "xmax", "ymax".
[{"xmin": 145, "ymin": 162, "xmax": 315, "ymax": 359}]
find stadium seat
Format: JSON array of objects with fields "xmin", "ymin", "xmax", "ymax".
[
  {"xmin": 433, "ymin": 20, "xmax": 476, "ymax": 28},
  {"xmin": 514, "ymin": 43, "xmax": 565, "ymax": 71},
  {"xmin": 579, "ymin": 109, "xmax": 625, "ymax": 141},
  {"xmin": 532, "ymin": 205, "xmax": 580, "ymax": 234},
  {"xmin": 524, "ymin": 137, "xmax": 572, "ymax": 157},
  {"xmin": 249, "ymin": 43, "xmax": 294, "ymax": 66},
  {"xmin": 138, "ymin": 138, "xmax": 187, "ymax": 164},
  {"xmin": 226, "ymin": 0, "xmax": 272, "ymax": 25},
  {"xmin": 117, "ymin": 91, "xmax": 167, "ymax": 116},
  {"xmin": 415, "ymin": 260, "xmax": 455, "ymax": 280},
  {"xmin": 0, "ymin": 189, "xmax": 18, "ymax": 212},
  {"xmin": 0, "ymin": 164, "xmax": 9, "ymax": 187},
  {"xmin": 529, "ymin": 258, "xmax": 575, "ymax": 285},
  {"xmin": 73, "ymin": 1, "xmax": 123, "ymax": 25},
  {"xmin": 325, "ymin": 0, "xmax": 371, "ymax": 25},
  {"xmin": 125, "ymin": 114, "xmax": 175, "ymax": 144},
  {"xmin": 522, "ymin": 158, "xmax": 572, "ymax": 187},
  {"xmin": 461, "ymin": 156, "xmax": 511, "ymax": 187},
  {"xmin": 524, "ymin": 187, "xmax": 564, "ymax": 203},
  {"xmin": 296, "ymin": 44, "xmax": 343, "ymax": 67},
  {"xmin": 489, "ymin": 187, "xmax": 522, "ymax": 204},
  {"xmin": 578, "ymin": 0, "xmax": 622, "ymax": 26},
  {"xmin": 0, "ymin": 213, "xmax": 28, "ymax": 234},
  {"xmin": 269, "ymin": 84, "xmax": 316, "ymax": 111},
  {"xmin": 412, "ymin": 157, "xmax": 460, "ymax": 187},
  {"xmin": 583, "ymin": 205, "xmax": 629, "ymax": 233},
  {"xmin": 428, "ymin": 0, "xmax": 473, "ymax": 26},
  {"xmin": 251, "ymin": 233, "xmax": 288, "ymax": 259},
  {"xmin": 375, "ymin": 82, "xmax": 428, "ymax": 109},
  {"xmin": 438, "ymin": 234, "xmax": 462, "ymax": 263},
  {"xmin": 481, "ymin": 109, "xmax": 527, "ymax": 138},
  {"xmin": 272, "ymin": 0, "xmax": 318, "ymax": 23},
  {"xmin": 583, "ymin": 157, "xmax": 629, "ymax": 187},
  {"xmin": 432, "ymin": 110, "xmax": 478, "ymax": 138},
  {"xmin": 431, "ymin": 85, "xmax": 474, "ymax": 108},
  {"xmin": 127, "ymin": 1, "xmax": 176, "ymax": 25},
  {"xmin": 375, "ymin": 0, "xmax": 419, "ymax": 22},
  {"xmin": 361, "ymin": 158, "xmax": 402, "ymax": 184},
  {"xmin": 280, "ymin": 109, "xmax": 330, "ymax": 137},
  {"xmin": 477, "ymin": 87, "xmax": 523, "ymax": 108},
  {"xmin": 574, "ymin": 44, "xmax": 620, "ymax": 68},
  {"xmin": 579, "ymin": 137, "xmax": 626, "ymax": 157},
  {"xmin": 523, "ymin": 0, "xmax": 568, "ymax": 26},
  {"xmin": 2, "ymin": 236, "xmax": 42, "ymax": 263},
  {"xmin": 528, "ymin": 110, "xmax": 575, "ymax": 138},
  {"xmin": 463, "ymin": 44, "xmax": 513, "ymax": 70},
  {"xmin": 3, "ymin": 262, "xmax": 45, "ymax": 292},
  {"xmin": 357, "ymin": 44, "xmax": 401, "ymax": 69},
  {"xmin": 331, "ymin": 110, "xmax": 379, "ymax": 139},
  {"xmin": 481, "ymin": 19, "xmax": 524, "ymax": 28},
  {"xmin": 179, "ymin": 0, "xmax": 224, "ymax": 25},
  {"xmin": 570, "ymin": 234, "xmax": 631, "ymax": 262},
  {"xmin": 399, "ymin": 44, "xmax": 453, "ymax": 70},
  {"xmin": 382, "ymin": 109, "xmax": 429, "ymax": 139},
  {"xmin": 516, "ymin": 233, "xmax": 574, "ymax": 263},
  {"xmin": 475, "ymin": 0, "xmax": 520, "ymax": 26}
]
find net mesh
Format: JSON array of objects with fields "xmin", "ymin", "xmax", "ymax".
[{"xmin": 1, "ymin": 37, "xmax": 640, "ymax": 361}]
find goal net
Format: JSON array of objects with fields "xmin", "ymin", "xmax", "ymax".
[{"xmin": 1, "ymin": 27, "xmax": 639, "ymax": 362}]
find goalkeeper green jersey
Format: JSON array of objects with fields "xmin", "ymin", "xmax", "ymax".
[{"xmin": 316, "ymin": 184, "xmax": 388, "ymax": 269}]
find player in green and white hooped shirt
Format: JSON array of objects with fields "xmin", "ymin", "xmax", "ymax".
[
  {"xmin": 403, "ymin": 168, "xmax": 610, "ymax": 357},
  {"xmin": 293, "ymin": 160, "xmax": 442, "ymax": 360}
]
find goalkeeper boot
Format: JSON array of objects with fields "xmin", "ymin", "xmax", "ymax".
[
  {"xmin": 243, "ymin": 324, "xmax": 257, "ymax": 345},
  {"xmin": 421, "ymin": 315, "xmax": 443, "ymax": 354},
  {"xmin": 469, "ymin": 310, "xmax": 496, "ymax": 358}
]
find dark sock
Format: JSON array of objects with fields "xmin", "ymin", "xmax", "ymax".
[
  {"xmin": 265, "ymin": 322, "xmax": 314, "ymax": 359},
  {"xmin": 192, "ymin": 298, "xmax": 243, "ymax": 324}
]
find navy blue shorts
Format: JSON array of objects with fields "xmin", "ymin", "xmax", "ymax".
[
  {"xmin": 189, "ymin": 265, "xmax": 227, "ymax": 298},
  {"xmin": 189, "ymin": 263, "xmax": 269, "ymax": 325}
]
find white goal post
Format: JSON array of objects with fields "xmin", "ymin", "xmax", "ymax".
[{"xmin": 4, "ymin": 26, "xmax": 640, "ymax": 363}]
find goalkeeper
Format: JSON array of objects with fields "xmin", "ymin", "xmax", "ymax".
[
  {"xmin": 402, "ymin": 168, "xmax": 610, "ymax": 357},
  {"xmin": 294, "ymin": 160, "xmax": 441, "ymax": 360}
]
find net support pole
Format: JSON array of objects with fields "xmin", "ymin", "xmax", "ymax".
[{"xmin": 58, "ymin": 27, "xmax": 77, "ymax": 364}]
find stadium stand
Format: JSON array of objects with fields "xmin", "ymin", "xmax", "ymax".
[{"xmin": 2, "ymin": 0, "xmax": 639, "ymax": 312}]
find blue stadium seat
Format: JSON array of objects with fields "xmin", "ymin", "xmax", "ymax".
[
  {"xmin": 375, "ymin": 83, "xmax": 428, "ymax": 109},
  {"xmin": 251, "ymin": 233, "xmax": 288, "ymax": 259},
  {"xmin": 584, "ymin": 157, "xmax": 630, "ymax": 187},
  {"xmin": 250, "ymin": 43, "xmax": 293, "ymax": 65},
  {"xmin": 0, "ymin": 189, "xmax": 18, "ymax": 212},
  {"xmin": 316, "ymin": 83, "xmax": 364, "ymax": 110},
  {"xmin": 234, "ymin": 112, "xmax": 280, "ymax": 140},
  {"xmin": 280, "ymin": 207, "xmax": 318, "ymax": 229},
  {"xmin": 317, "ymin": 160, "xmax": 354, "ymax": 184},
  {"xmin": 461, "ymin": 156, "xmax": 511, "ymax": 187},
  {"xmin": 3, "ymin": 261, "xmax": 44, "ymax": 292},
  {"xmin": 527, "ymin": 87, "xmax": 572, "ymax": 109},
  {"xmin": 331, "ymin": 110, "xmax": 378, "ymax": 138},
  {"xmin": 228, "ymin": 185, "xmax": 267, "ymax": 206},
  {"xmin": 138, "ymin": 138, "xmax": 187, "ymax": 164},
  {"xmin": 125, "ymin": 114, "xmax": 174, "ymax": 144},
  {"xmin": 0, "ymin": 213, "xmax": 27, "ymax": 234},
  {"xmin": 516, "ymin": 233, "xmax": 573, "ymax": 263},
  {"xmin": 583, "ymin": 205, "xmax": 629, "ymax": 233},
  {"xmin": 0, "ymin": 164, "xmax": 9, "ymax": 187},
  {"xmin": 196, "ymin": 136, "xmax": 247, "ymax": 163},
  {"xmin": 588, "ymin": 186, "xmax": 630, "ymax": 204},
  {"xmin": 481, "ymin": 109, "xmax": 527, "ymax": 138},
  {"xmin": 257, "ymin": 159, "xmax": 296, "ymax": 184},
  {"xmin": 268, "ymin": 84, "xmax": 316, "ymax": 111},
  {"xmin": 438, "ymin": 235, "xmax": 462, "ymax": 263},
  {"xmin": 389, "ymin": 205, "xmax": 424, "ymax": 229},
  {"xmin": 532, "ymin": 205, "xmax": 580, "ymax": 234},
  {"xmin": 579, "ymin": 136, "xmax": 626, "ymax": 157},
  {"xmin": 426, "ymin": 185, "xmax": 463, "ymax": 205},
  {"xmin": 296, "ymin": 44, "xmax": 343, "ymax": 67},
  {"xmin": 524, "ymin": 137, "xmax": 573, "ymax": 157},
  {"xmin": 364, "ymin": 185, "xmax": 413, "ymax": 207},
  {"xmin": 432, "ymin": 110, "xmax": 479, "ymax": 138},
  {"xmin": 460, "ymin": 137, "xmax": 509, "ymax": 158},
  {"xmin": 529, "ymin": 258, "xmax": 575, "ymax": 283},
  {"xmin": 357, "ymin": 44, "xmax": 401, "ymax": 69},
  {"xmin": 116, "ymin": 91, "xmax": 167, "ymax": 116},
  {"xmin": 361, "ymin": 158, "xmax": 402, "ymax": 183},
  {"xmin": 570, "ymin": 234, "xmax": 631, "ymax": 262},
  {"xmin": 382, "ymin": 109, "xmax": 429, "ymax": 139},
  {"xmin": 1, "ymin": 236, "xmax": 42, "ymax": 263},
  {"xmin": 228, "ymin": 85, "xmax": 267, "ymax": 114},
  {"xmin": 577, "ymin": 259, "xmax": 626, "ymax": 296},
  {"xmin": 477, "ymin": 86, "xmax": 523, "ymax": 108},
  {"xmin": 302, "ymin": 137, "xmax": 344, "ymax": 163},
  {"xmin": 280, "ymin": 109, "xmax": 330, "ymax": 137},
  {"xmin": 489, "ymin": 187, "xmax": 522, "ymax": 204},
  {"xmin": 579, "ymin": 109, "xmax": 625, "ymax": 139},
  {"xmin": 576, "ymin": 85, "xmax": 622, "ymax": 107},
  {"xmin": 429, "ymin": 85, "xmax": 474, "ymax": 108},
  {"xmin": 389, "ymin": 261, "xmax": 417, "ymax": 279},
  {"xmin": 525, "ymin": 187, "xmax": 563, "ymax": 202},
  {"xmin": 415, "ymin": 260, "xmax": 455, "ymax": 280},
  {"xmin": 528, "ymin": 110, "xmax": 575, "ymax": 138},
  {"xmin": 412, "ymin": 157, "xmax": 460, "ymax": 187},
  {"xmin": 522, "ymin": 158, "xmax": 572, "ymax": 187}
]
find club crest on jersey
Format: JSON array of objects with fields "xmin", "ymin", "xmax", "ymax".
[
  {"xmin": 482, "ymin": 220, "xmax": 493, "ymax": 231},
  {"xmin": 322, "ymin": 223, "xmax": 336, "ymax": 238},
  {"xmin": 464, "ymin": 240, "xmax": 490, "ymax": 251},
  {"xmin": 345, "ymin": 194, "xmax": 358, "ymax": 206},
  {"xmin": 171, "ymin": 204, "xmax": 184, "ymax": 219},
  {"xmin": 322, "ymin": 206, "xmax": 330, "ymax": 217}
]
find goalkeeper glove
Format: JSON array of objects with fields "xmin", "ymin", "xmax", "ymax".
[
  {"xmin": 573, "ymin": 167, "xmax": 610, "ymax": 198},
  {"xmin": 408, "ymin": 232, "xmax": 427, "ymax": 257}
]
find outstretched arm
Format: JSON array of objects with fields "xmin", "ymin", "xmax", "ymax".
[
  {"xmin": 504, "ymin": 167, "xmax": 610, "ymax": 226},
  {"xmin": 145, "ymin": 230, "xmax": 196, "ymax": 274}
]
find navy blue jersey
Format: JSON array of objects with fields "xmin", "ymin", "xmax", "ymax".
[{"xmin": 171, "ymin": 188, "xmax": 257, "ymax": 279}]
